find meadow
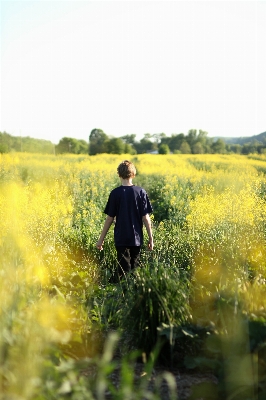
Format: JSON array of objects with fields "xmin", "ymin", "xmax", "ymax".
[{"xmin": 1, "ymin": 152, "xmax": 266, "ymax": 399}]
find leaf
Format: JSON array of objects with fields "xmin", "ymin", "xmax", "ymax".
[{"xmin": 181, "ymin": 327, "xmax": 198, "ymax": 338}]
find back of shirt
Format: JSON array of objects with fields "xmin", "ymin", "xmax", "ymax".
[{"xmin": 104, "ymin": 185, "xmax": 153, "ymax": 246}]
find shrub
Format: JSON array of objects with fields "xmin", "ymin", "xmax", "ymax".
[{"xmin": 158, "ymin": 144, "xmax": 170, "ymax": 154}]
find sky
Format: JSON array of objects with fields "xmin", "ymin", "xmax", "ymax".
[{"xmin": 1, "ymin": 0, "xmax": 266, "ymax": 144}]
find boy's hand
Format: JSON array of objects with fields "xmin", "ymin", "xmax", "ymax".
[
  {"xmin": 96, "ymin": 216, "xmax": 113, "ymax": 251},
  {"xmin": 147, "ymin": 238, "xmax": 154, "ymax": 251},
  {"xmin": 142, "ymin": 214, "xmax": 153, "ymax": 251},
  {"xmin": 96, "ymin": 240, "xmax": 104, "ymax": 250}
]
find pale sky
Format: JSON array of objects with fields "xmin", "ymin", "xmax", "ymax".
[{"xmin": 1, "ymin": 0, "xmax": 266, "ymax": 144}]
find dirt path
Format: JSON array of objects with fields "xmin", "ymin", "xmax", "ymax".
[{"xmin": 83, "ymin": 361, "xmax": 218, "ymax": 399}]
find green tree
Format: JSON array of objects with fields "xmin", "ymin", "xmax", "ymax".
[
  {"xmin": 198, "ymin": 130, "xmax": 208, "ymax": 142},
  {"xmin": 106, "ymin": 137, "xmax": 125, "ymax": 154},
  {"xmin": 89, "ymin": 128, "xmax": 108, "ymax": 155},
  {"xmin": 77, "ymin": 139, "xmax": 89, "ymax": 154},
  {"xmin": 57, "ymin": 137, "xmax": 88, "ymax": 154},
  {"xmin": 241, "ymin": 141, "xmax": 261, "ymax": 155},
  {"xmin": 180, "ymin": 140, "xmax": 191, "ymax": 154},
  {"xmin": 160, "ymin": 135, "xmax": 171, "ymax": 147},
  {"xmin": 211, "ymin": 138, "xmax": 226, "ymax": 154},
  {"xmin": 120, "ymin": 134, "xmax": 136, "ymax": 145},
  {"xmin": 124, "ymin": 143, "xmax": 137, "ymax": 154},
  {"xmin": 192, "ymin": 141, "xmax": 204, "ymax": 154},
  {"xmin": 187, "ymin": 129, "xmax": 198, "ymax": 147},
  {"xmin": 230, "ymin": 144, "xmax": 242, "ymax": 154},
  {"xmin": 197, "ymin": 130, "xmax": 210, "ymax": 151},
  {"xmin": 120, "ymin": 134, "xmax": 137, "ymax": 154},
  {"xmin": 168, "ymin": 133, "xmax": 185, "ymax": 152},
  {"xmin": 153, "ymin": 133, "xmax": 166, "ymax": 145},
  {"xmin": 158, "ymin": 144, "xmax": 170, "ymax": 154},
  {"xmin": 0, "ymin": 143, "xmax": 8, "ymax": 153},
  {"xmin": 134, "ymin": 136, "xmax": 154, "ymax": 153},
  {"xmin": 143, "ymin": 133, "xmax": 153, "ymax": 140},
  {"xmin": 56, "ymin": 137, "xmax": 80, "ymax": 154}
]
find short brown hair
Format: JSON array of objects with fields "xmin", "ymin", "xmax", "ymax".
[{"xmin": 117, "ymin": 160, "xmax": 136, "ymax": 179}]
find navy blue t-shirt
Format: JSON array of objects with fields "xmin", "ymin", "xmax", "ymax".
[{"xmin": 104, "ymin": 185, "xmax": 153, "ymax": 247}]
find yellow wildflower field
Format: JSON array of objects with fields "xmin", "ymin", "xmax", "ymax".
[{"xmin": 1, "ymin": 152, "xmax": 266, "ymax": 397}]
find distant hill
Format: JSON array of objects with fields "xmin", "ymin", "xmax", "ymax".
[{"xmin": 213, "ymin": 131, "xmax": 266, "ymax": 145}]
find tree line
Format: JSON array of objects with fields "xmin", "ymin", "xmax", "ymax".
[
  {"xmin": 1, "ymin": 129, "xmax": 266, "ymax": 155},
  {"xmin": 0, "ymin": 132, "xmax": 55, "ymax": 154},
  {"xmin": 88, "ymin": 128, "xmax": 266, "ymax": 156}
]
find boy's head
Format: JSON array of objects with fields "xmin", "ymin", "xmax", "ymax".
[{"xmin": 117, "ymin": 160, "xmax": 136, "ymax": 179}]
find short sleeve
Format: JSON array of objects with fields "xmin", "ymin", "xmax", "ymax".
[
  {"xmin": 141, "ymin": 190, "xmax": 153, "ymax": 216},
  {"xmin": 104, "ymin": 191, "xmax": 116, "ymax": 217}
]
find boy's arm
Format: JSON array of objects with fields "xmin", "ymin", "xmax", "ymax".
[
  {"xmin": 96, "ymin": 215, "xmax": 114, "ymax": 250},
  {"xmin": 142, "ymin": 214, "xmax": 154, "ymax": 250}
]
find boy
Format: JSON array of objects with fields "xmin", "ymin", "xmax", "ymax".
[{"xmin": 96, "ymin": 160, "xmax": 153, "ymax": 279}]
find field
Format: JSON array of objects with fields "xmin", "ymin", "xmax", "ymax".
[{"xmin": 1, "ymin": 152, "xmax": 266, "ymax": 399}]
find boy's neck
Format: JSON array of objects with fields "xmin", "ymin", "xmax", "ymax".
[{"xmin": 120, "ymin": 177, "xmax": 134, "ymax": 186}]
